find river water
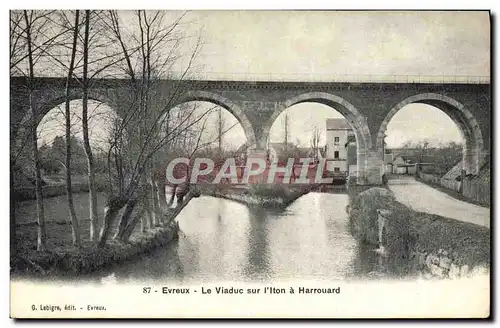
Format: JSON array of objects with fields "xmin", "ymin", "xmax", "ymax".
[
  {"xmin": 16, "ymin": 192, "xmax": 392, "ymax": 283},
  {"xmin": 97, "ymin": 192, "xmax": 389, "ymax": 283}
]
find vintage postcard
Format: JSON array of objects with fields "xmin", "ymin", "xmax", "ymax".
[{"xmin": 9, "ymin": 10, "xmax": 491, "ymax": 319}]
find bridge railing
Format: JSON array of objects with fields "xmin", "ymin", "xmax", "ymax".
[{"xmin": 173, "ymin": 71, "xmax": 490, "ymax": 84}]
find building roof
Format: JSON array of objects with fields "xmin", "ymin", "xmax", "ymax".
[
  {"xmin": 441, "ymin": 161, "xmax": 463, "ymax": 181},
  {"xmin": 326, "ymin": 118, "xmax": 352, "ymax": 130}
]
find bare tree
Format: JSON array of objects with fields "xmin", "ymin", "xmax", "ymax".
[
  {"xmin": 217, "ymin": 107, "xmax": 224, "ymax": 152},
  {"xmin": 96, "ymin": 10, "xmax": 204, "ymax": 247},
  {"xmin": 310, "ymin": 126, "xmax": 321, "ymax": 162},
  {"xmin": 80, "ymin": 10, "xmax": 100, "ymax": 241},
  {"xmin": 63, "ymin": 10, "xmax": 82, "ymax": 246},
  {"xmin": 11, "ymin": 10, "xmax": 80, "ymax": 251},
  {"xmin": 21, "ymin": 10, "xmax": 50, "ymax": 251}
]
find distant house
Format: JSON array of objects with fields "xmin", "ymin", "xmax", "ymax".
[
  {"xmin": 440, "ymin": 161, "xmax": 462, "ymax": 191},
  {"xmin": 391, "ymin": 154, "xmax": 417, "ymax": 175},
  {"xmin": 384, "ymin": 153, "xmax": 394, "ymax": 174},
  {"xmin": 325, "ymin": 118, "xmax": 356, "ymax": 176}
]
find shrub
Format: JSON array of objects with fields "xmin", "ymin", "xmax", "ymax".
[
  {"xmin": 349, "ymin": 187, "xmax": 415, "ymax": 259},
  {"xmin": 247, "ymin": 184, "xmax": 289, "ymax": 199}
]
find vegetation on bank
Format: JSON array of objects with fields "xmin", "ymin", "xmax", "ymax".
[
  {"xmin": 347, "ymin": 184, "xmax": 490, "ymax": 275},
  {"xmin": 12, "ymin": 217, "xmax": 180, "ymax": 277},
  {"xmin": 197, "ymin": 184, "xmax": 313, "ymax": 208},
  {"xmin": 10, "ymin": 10, "xmax": 239, "ymax": 258}
]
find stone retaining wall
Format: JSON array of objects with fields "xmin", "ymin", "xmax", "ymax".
[
  {"xmin": 375, "ymin": 207, "xmax": 489, "ymax": 279},
  {"xmin": 411, "ymin": 248, "xmax": 476, "ymax": 279}
]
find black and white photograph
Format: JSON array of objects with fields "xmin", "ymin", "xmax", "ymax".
[{"xmin": 8, "ymin": 8, "xmax": 491, "ymax": 319}]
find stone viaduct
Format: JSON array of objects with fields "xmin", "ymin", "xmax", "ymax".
[{"xmin": 10, "ymin": 76, "xmax": 491, "ymax": 185}]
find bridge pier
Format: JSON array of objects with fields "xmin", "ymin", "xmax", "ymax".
[
  {"xmin": 245, "ymin": 148, "xmax": 268, "ymax": 184},
  {"xmin": 463, "ymin": 140, "xmax": 488, "ymax": 175},
  {"xmin": 358, "ymin": 150, "xmax": 384, "ymax": 185}
]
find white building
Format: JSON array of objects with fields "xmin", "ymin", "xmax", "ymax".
[{"xmin": 325, "ymin": 118, "xmax": 356, "ymax": 175}]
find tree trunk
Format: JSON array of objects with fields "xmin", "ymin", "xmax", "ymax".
[
  {"xmin": 150, "ymin": 177, "xmax": 162, "ymax": 226},
  {"xmin": 30, "ymin": 95, "xmax": 46, "ymax": 252},
  {"xmin": 114, "ymin": 198, "xmax": 137, "ymax": 240},
  {"xmin": 164, "ymin": 191, "xmax": 196, "ymax": 224},
  {"xmin": 82, "ymin": 10, "xmax": 99, "ymax": 242},
  {"xmin": 155, "ymin": 172, "xmax": 168, "ymax": 213},
  {"xmin": 121, "ymin": 204, "xmax": 147, "ymax": 243},
  {"xmin": 64, "ymin": 10, "xmax": 81, "ymax": 247},
  {"xmin": 24, "ymin": 10, "xmax": 46, "ymax": 252},
  {"xmin": 168, "ymin": 184, "xmax": 177, "ymax": 206},
  {"xmin": 10, "ymin": 162, "xmax": 17, "ymax": 255},
  {"xmin": 140, "ymin": 192, "xmax": 151, "ymax": 232},
  {"xmin": 98, "ymin": 196, "xmax": 126, "ymax": 248}
]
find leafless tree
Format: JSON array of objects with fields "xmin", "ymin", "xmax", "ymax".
[
  {"xmin": 217, "ymin": 107, "xmax": 225, "ymax": 152},
  {"xmin": 283, "ymin": 112, "xmax": 289, "ymax": 147},
  {"xmin": 10, "ymin": 10, "xmax": 68, "ymax": 251},
  {"xmin": 63, "ymin": 10, "xmax": 82, "ymax": 246},
  {"xmin": 96, "ymin": 10, "xmax": 204, "ymax": 247},
  {"xmin": 310, "ymin": 126, "xmax": 321, "ymax": 161},
  {"xmin": 80, "ymin": 10, "xmax": 100, "ymax": 241}
]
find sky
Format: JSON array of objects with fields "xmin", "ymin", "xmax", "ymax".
[
  {"xmin": 34, "ymin": 10, "xmax": 489, "ymax": 150},
  {"xmin": 185, "ymin": 11, "xmax": 489, "ymax": 78}
]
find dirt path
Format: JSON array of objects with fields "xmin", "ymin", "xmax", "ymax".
[{"xmin": 388, "ymin": 176, "xmax": 490, "ymax": 228}]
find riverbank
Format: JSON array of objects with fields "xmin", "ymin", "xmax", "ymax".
[
  {"xmin": 11, "ymin": 219, "xmax": 179, "ymax": 278},
  {"xmin": 348, "ymin": 186, "xmax": 490, "ymax": 279},
  {"xmin": 197, "ymin": 184, "xmax": 314, "ymax": 208},
  {"xmin": 13, "ymin": 180, "xmax": 109, "ymax": 201}
]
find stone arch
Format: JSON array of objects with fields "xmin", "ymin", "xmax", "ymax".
[
  {"xmin": 171, "ymin": 90, "xmax": 257, "ymax": 148},
  {"xmin": 263, "ymin": 92, "xmax": 373, "ymax": 182},
  {"xmin": 13, "ymin": 88, "xmax": 121, "ymax": 154},
  {"xmin": 376, "ymin": 93, "xmax": 485, "ymax": 175},
  {"xmin": 16, "ymin": 88, "xmax": 120, "ymax": 134},
  {"xmin": 37, "ymin": 89, "xmax": 120, "ymax": 122}
]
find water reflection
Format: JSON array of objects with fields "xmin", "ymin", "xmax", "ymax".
[
  {"xmin": 242, "ymin": 206, "xmax": 272, "ymax": 281},
  {"xmin": 13, "ymin": 190, "xmax": 420, "ymax": 284},
  {"xmin": 94, "ymin": 192, "xmax": 396, "ymax": 283}
]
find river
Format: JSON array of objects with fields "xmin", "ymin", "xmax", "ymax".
[{"xmin": 15, "ymin": 192, "xmax": 395, "ymax": 283}]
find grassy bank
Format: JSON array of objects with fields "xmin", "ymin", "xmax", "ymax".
[
  {"xmin": 11, "ymin": 219, "xmax": 179, "ymax": 278},
  {"xmin": 348, "ymin": 185, "xmax": 490, "ymax": 277}
]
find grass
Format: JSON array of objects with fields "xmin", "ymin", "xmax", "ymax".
[
  {"xmin": 12, "ymin": 219, "xmax": 179, "ymax": 278},
  {"xmin": 11, "ymin": 192, "xmax": 180, "ymax": 278}
]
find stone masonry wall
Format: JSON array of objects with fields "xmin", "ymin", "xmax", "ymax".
[{"xmin": 411, "ymin": 247, "xmax": 477, "ymax": 279}]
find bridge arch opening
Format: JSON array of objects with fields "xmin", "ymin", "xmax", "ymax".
[
  {"xmin": 162, "ymin": 100, "xmax": 248, "ymax": 159},
  {"xmin": 377, "ymin": 93, "xmax": 485, "ymax": 176},
  {"xmin": 31, "ymin": 99, "xmax": 120, "ymax": 182},
  {"xmin": 264, "ymin": 92, "xmax": 373, "ymax": 183},
  {"xmin": 13, "ymin": 89, "xmax": 121, "ymax": 159},
  {"xmin": 170, "ymin": 91, "xmax": 257, "ymax": 150}
]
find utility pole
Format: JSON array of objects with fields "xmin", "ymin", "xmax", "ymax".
[{"xmin": 217, "ymin": 107, "xmax": 223, "ymax": 152}]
